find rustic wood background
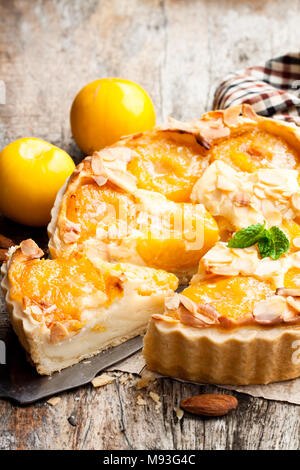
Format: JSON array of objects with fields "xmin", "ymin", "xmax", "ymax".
[{"xmin": 0, "ymin": 0, "xmax": 300, "ymax": 450}]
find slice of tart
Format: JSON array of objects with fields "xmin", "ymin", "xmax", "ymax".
[
  {"xmin": 143, "ymin": 242, "xmax": 300, "ymax": 385},
  {"xmin": 48, "ymin": 150, "xmax": 219, "ymax": 282},
  {"xmin": 1, "ymin": 239, "xmax": 178, "ymax": 375}
]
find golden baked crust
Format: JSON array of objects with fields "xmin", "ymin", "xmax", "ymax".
[
  {"xmin": 1, "ymin": 239, "xmax": 177, "ymax": 374},
  {"xmin": 143, "ymin": 319, "xmax": 300, "ymax": 385}
]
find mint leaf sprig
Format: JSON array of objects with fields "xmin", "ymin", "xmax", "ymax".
[{"xmin": 227, "ymin": 223, "xmax": 290, "ymax": 260}]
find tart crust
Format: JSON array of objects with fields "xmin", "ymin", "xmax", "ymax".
[{"xmin": 143, "ymin": 319, "xmax": 300, "ymax": 385}]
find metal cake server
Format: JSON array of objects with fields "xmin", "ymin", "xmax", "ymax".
[{"xmin": 0, "ymin": 330, "xmax": 143, "ymax": 405}]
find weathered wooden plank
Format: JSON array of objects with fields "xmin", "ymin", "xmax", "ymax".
[
  {"xmin": 0, "ymin": 0, "xmax": 300, "ymax": 451},
  {"xmin": 0, "ymin": 376, "xmax": 299, "ymax": 450}
]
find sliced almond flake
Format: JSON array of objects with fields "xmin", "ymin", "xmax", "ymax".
[
  {"xmin": 29, "ymin": 304, "xmax": 43, "ymax": 316},
  {"xmin": 242, "ymin": 104, "xmax": 260, "ymax": 121},
  {"xmin": 203, "ymin": 244, "xmax": 233, "ymax": 263},
  {"xmin": 91, "ymin": 152, "xmax": 104, "ymax": 175},
  {"xmin": 179, "ymin": 303, "xmax": 218, "ymax": 328},
  {"xmin": 285, "ymin": 296, "xmax": 300, "ymax": 314},
  {"xmin": 162, "ymin": 116, "xmax": 230, "ymax": 149},
  {"xmin": 119, "ymin": 373, "xmax": 134, "ymax": 385},
  {"xmin": 137, "ymin": 394, "xmax": 147, "ymax": 406},
  {"xmin": 257, "ymin": 171, "xmax": 285, "ymax": 187},
  {"xmin": 49, "ymin": 322, "xmax": 69, "ymax": 344},
  {"xmin": 208, "ymin": 265, "xmax": 240, "ymax": 276},
  {"xmin": 20, "ymin": 239, "xmax": 43, "ymax": 259},
  {"xmin": 149, "ymin": 391, "xmax": 161, "ymax": 411},
  {"xmin": 232, "ymin": 192, "xmax": 251, "ymax": 207},
  {"xmin": 253, "ymin": 187, "xmax": 266, "ymax": 199},
  {"xmin": 136, "ymin": 370, "xmax": 156, "ymax": 390},
  {"xmin": 92, "ymin": 175, "xmax": 108, "ymax": 187},
  {"xmin": 63, "ymin": 230, "xmax": 80, "ymax": 244},
  {"xmin": 222, "ymin": 105, "xmax": 242, "ymax": 127},
  {"xmin": 100, "ymin": 146, "xmax": 135, "ymax": 163},
  {"xmin": 253, "ymin": 296, "xmax": 285, "ymax": 325},
  {"xmin": 178, "ymin": 295, "xmax": 220, "ymax": 323},
  {"xmin": 216, "ymin": 175, "xmax": 237, "ymax": 191},
  {"xmin": 174, "ymin": 407, "xmax": 184, "ymax": 421},
  {"xmin": 293, "ymin": 237, "xmax": 300, "ymax": 248},
  {"xmin": 91, "ymin": 373, "xmax": 115, "ymax": 388},
  {"xmin": 105, "ymin": 168, "xmax": 137, "ymax": 193},
  {"xmin": 177, "ymin": 294, "xmax": 199, "ymax": 315},
  {"xmin": 165, "ymin": 294, "xmax": 180, "ymax": 310},
  {"xmin": 292, "ymin": 193, "xmax": 300, "ymax": 213},
  {"xmin": 47, "ymin": 397, "xmax": 61, "ymax": 406},
  {"xmin": 254, "ymin": 259, "xmax": 281, "ymax": 278},
  {"xmin": 276, "ymin": 288, "xmax": 300, "ymax": 297}
]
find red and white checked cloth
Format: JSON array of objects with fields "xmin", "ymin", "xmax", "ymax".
[{"xmin": 213, "ymin": 53, "xmax": 300, "ymax": 126}]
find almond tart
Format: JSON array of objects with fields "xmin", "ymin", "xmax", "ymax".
[
  {"xmin": 143, "ymin": 242, "xmax": 300, "ymax": 385},
  {"xmin": 1, "ymin": 239, "xmax": 177, "ymax": 375}
]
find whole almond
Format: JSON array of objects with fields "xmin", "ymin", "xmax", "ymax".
[{"xmin": 180, "ymin": 394, "xmax": 238, "ymax": 417}]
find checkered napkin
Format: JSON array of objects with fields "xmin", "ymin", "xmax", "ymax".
[{"xmin": 213, "ymin": 53, "xmax": 300, "ymax": 126}]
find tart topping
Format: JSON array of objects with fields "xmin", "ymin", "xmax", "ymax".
[
  {"xmin": 253, "ymin": 296, "xmax": 286, "ymax": 325},
  {"xmin": 223, "ymin": 105, "xmax": 243, "ymax": 127},
  {"xmin": 285, "ymin": 296, "xmax": 300, "ymax": 314},
  {"xmin": 232, "ymin": 192, "xmax": 251, "ymax": 207},
  {"xmin": 162, "ymin": 105, "xmax": 259, "ymax": 150},
  {"xmin": 197, "ymin": 241, "xmax": 300, "ymax": 286},
  {"xmin": 20, "ymin": 239, "xmax": 44, "ymax": 259},
  {"xmin": 275, "ymin": 288, "xmax": 300, "ymax": 297},
  {"xmin": 241, "ymin": 103, "xmax": 260, "ymax": 121},
  {"xmin": 49, "ymin": 321, "xmax": 69, "ymax": 344},
  {"xmin": 61, "ymin": 221, "xmax": 81, "ymax": 244},
  {"xmin": 162, "ymin": 116, "xmax": 230, "ymax": 149},
  {"xmin": 164, "ymin": 293, "xmax": 220, "ymax": 327},
  {"xmin": 191, "ymin": 161, "xmax": 300, "ymax": 230},
  {"xmin": 91, "ymin": 148, "xmax": 138, "ymax": 193}
]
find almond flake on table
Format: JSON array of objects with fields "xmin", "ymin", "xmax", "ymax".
[
  {"xmin": 149, "ymin": 391, "xmax": 161, "ymax": 411},
  {"xmin": 136, "ymin": 394, "xmax": 147, "ymax": 406},
  {"xmin": 135, "ymin": 369, "xmax": 156, "ymax": 390},
  {"xmin": 91, "ymin": 373, "xmax": 115, "ymax": 388},
  {"xmin": 47, "ymin": 397, "xmax": 61, "ymax": 406},
  {"xmin": 173, "ymin": 407, "xmax": 184, "ymax": 420},
  {"xmin": 119, "ymin": 373, "xmax": 134, "ymax": 385}
]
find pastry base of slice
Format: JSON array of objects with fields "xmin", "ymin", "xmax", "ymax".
[
  {"xmin": 143, "ymin": 319, "xmax": 300, "ymax": 385},
  {"xmin": 1, "ymin": 241, "xmax": 177, "ymax": 375}
]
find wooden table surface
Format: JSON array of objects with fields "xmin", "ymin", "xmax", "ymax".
[{"xmin": 0, "ymin": 0, "xmax": 300, "ymax": 450}]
